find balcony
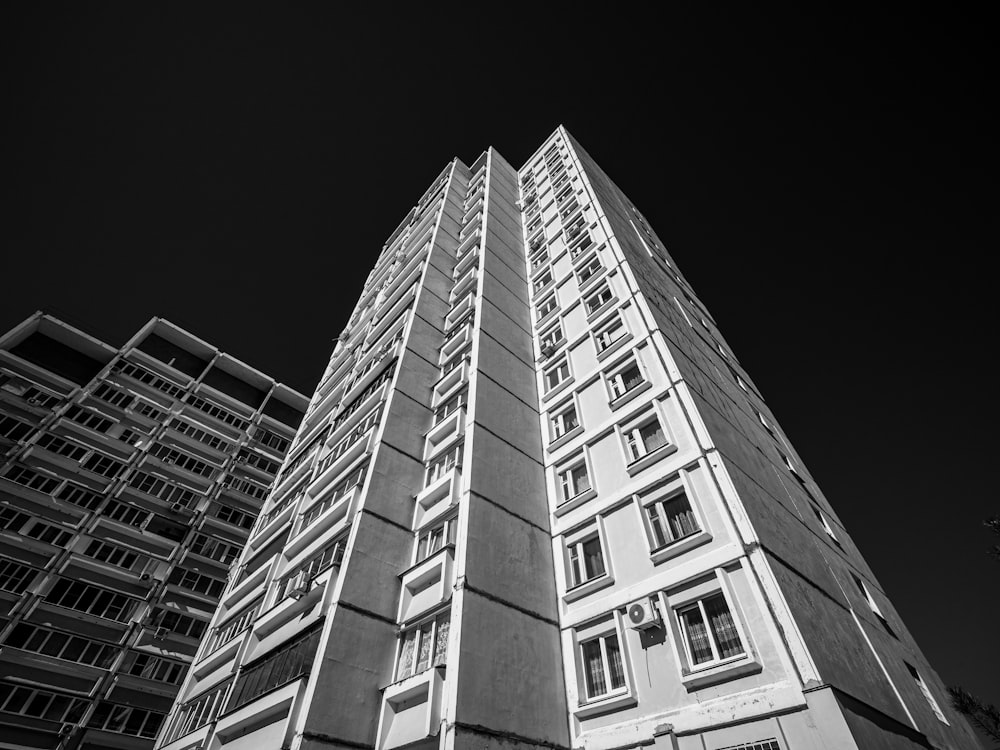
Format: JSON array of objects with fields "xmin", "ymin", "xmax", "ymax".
[
  {"xmin": 212, "ymin": 678, "xmax": 304, "ymax": 749},
  {"xmin": 221, "ymin": 561, "xmax": 270, "ymax": 611},
  {"xmin": 423, "ymin": 407, "xmax": 465, "ymax": 462},
  {"xmin": 432, "ymin": 360, "xmax": 469, "ymax": 408},
  {"xmin": 412, "ymin": 468, "xmax": 461, "ymax": 530},
  {"xmin": 285, "ymin": 485, "xmax": 357, "ymax": 561},
  {"xmin": 248, "ymin": 496, "xmax": 298, "ymax": 551},
  {"xmin": 449, "ymin": 264, "xmax": 478, "ymax": 304},
  {"xmin": 437, "ymin": 324, "xmax": 471, "ymax": 367},
  {"xmin": 314, "ymin": 428, "xmax": 376, "ymax": 490},
  {"xmin": 253, "ymin": 570, "xmax": 329, "ymax": 638},
  {"xmin": 376, "ymin": 666, "xmax": 445, "ymax": 750},
  {"xmin": 453, "ymin": 230, "xmax": 480, "ymax": 267},
  {"xmin": 444, "ymin": 294, "xmax": 474, "ymax": 330},
  {"xmin": 398, "ymin": 546, "xmax": 454, "ymax": 624}
]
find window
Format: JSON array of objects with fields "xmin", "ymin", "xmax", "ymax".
[
  {"xmin": 395, "ymin": 610, "xmax": 450, "ymax": 680},
  {"xmin": 584, "ymin": 284, "xmax": 614, "ymax": 315},
  {"xmin": 45, "ymin": 579, "xmax": 140, "ymax": 622},
  {"xmin": 645, "ymin": 492, "xmax": 700, "ymax": 549},
  {"xmin": 426, "ymin": 441, "xmax": 463, "ymax": 486},
  {"xmin": 84, "ymin": 540, "xmax": 142, "ymax": 570},
  {"xmin": 0, "ymin": 681, "xmax": 88, "ymax": 724},
  {"xmin": 906, "ymin": 662, "xmax": 949, "ymax": 724},
  {"xmin": 88, "ymin": 701, "xmax": 165, "ymax": 738},
  {"xmin": 813, "ymin": 507, "xmax": 840, "ymax": 545},
  {"xmin": 3, "ymin": 464, "xmax": 60, "ymax": 494},
  {"xmin": 0, "ymin": 415, "xmax": 32, "ymax": 442},
  {"xmin": 580, "ymin": 632, "xmax": 626, "ymax": 699},
  {"xmin": 0, "ymin": 506, "xmax": 29, "ymax": 532},
  {"xmin": 4, "ymin": 623, "xmax": 118, "ymax": 668},
  {"xmin": 162, "ymin": 680, "xmax": 232, "ymax": 742},
  {"xmin": 92, "ymin": 382, "xmax": 135, "ymax": 409},
  {"xmin": 214, "ymin": 503, "xmax": 255, "ymax": 529},
  {"xmin": 81, "ymin": 452, "xmax": 127, "ymax": 479},
  {"xmin": 104, "ymin": 499, "xmax": 150, "ymax": 527},
  {"xmin": 168, "ymin": 567, "xmax": 226, "ymax": 598},
  {"xmin": 567, "ymin": 534, "xmax": 605, "ymax": 588},
  {"xmin": 595, "ymin": 316, "xmax": 627, "ymax": 353},
  {"xmin": 25, "ymin": 521, "xmax": 73, "ymax": 547},
  {"xmin": 532, "ymin": 269, "xmax": 553, "ymax": 293},
  {"xmin": 190, "ymin": 533, "xmax": 242, "ymax": 564},
  {"xmin": 148, "ymin": 444, "xmax": 216, "ymax": 478},
  {"xmin": 624, "ymin": 418, "xmax": 669, "ymax": 462},
  {"xmin": 56, "ymin": 481, "xmax": 104, "ymax": 510},
  {"xmin": 851, "ymin": 573, "xmax": 896, "ymax": 637},
  {"xmin": 35, "ymin": 433, "xmax": 89, "ymax": 461},
  {"xmin": 608, "ymin": 361, "xmax": 644, "ymax": 400},
  {"xmin": 539, "ymin": 322, "xmax": 565, "ymax": 354},
  {"xmin": 0, "ymin": 558, "xmax": 38, "ymax": 594},
  {"xmin": 677, "ymin": 593, "xmax": 746, "ymax": 668},
  {"xmin": 550, "ymin": 403, "xmax": 579, "ymax": 441},
  {"xmin": 227, "ymin": 625, "xmax": 322, "ymax": 710},
  {"xmin": 544, "ymin": 358, "xmax": 570, "ymax": 392},
  {"xmin": 558, "ymin": 460, "xmax": 591, "ymax": 503},
  {"xmin": 415, "ymin": 516, "xmax": 458, "ymax": 563},
  {"xmin": 434, "ymin": 389, "xmax": 466, "ymax": 424},
  {"xmin": 150, "ymin": 608, "xmax": 207, "ymax": 639},
  {"xmin": 576, "ymin": 254, "xmax": 603, "ymax": 285},
  {"xmin": 536, "ymin": 294, "xmax": 557, "ymax": 320},
  {"xmin": 121, "ymin": 651, "xmax": 185, "ymax": 684}
]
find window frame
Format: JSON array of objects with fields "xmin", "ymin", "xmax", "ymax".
[
  {"xmin": 571, "ymin": 611, "xmax": 636, "ymax": 718},
  {"xmin": 603, "ymin": 352, "xmax": 653, "ymax": 409},
  {"xmin": 554, "ymin": 450, "xmax": 596, "ymax": 515}
]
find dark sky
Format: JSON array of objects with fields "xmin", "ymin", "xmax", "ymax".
[{"xmin": 4, "ymin": 5, "xmax": 996, "ymax": 716}]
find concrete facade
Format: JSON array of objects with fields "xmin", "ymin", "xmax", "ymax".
[
  {"xmin": 0, "ymin": 313, "xmax": 306, "ymax": 750},
  {"xmin": 155, "ymin": 128, "xmax": 981, "ymax": 750}
]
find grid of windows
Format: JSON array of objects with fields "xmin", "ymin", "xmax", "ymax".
[
  {"xmin": 0, "ymin": 414, "xmax": 32, "ymax": 441},
  {"xmin": 81, "ymin": 452, "xmax": 127, "ymax": 478},
  {"xmin": 3, "ymin": 464, "xmax": 60, "ymax": 493},
  {"xmin": 170, "ymin": 417, "xmax": 233, "ymax": 451},
  {"xmin": 0, "ymin": 681, "xmax": 89, "ymax": 723},
  {"xmin": 227, "ymin": 625, "xmax": 322, "ymax": 710},
  {"xmin": 4, "ymin": 622, "xmax": 118, "ymax": 667},
  {"xmin": 221, "ymin": 474, "xmax": 270, "ymax": 500},
  {"xmin": 0, "ymin": 506, "xmax": 29, "ymax": 531},
  {"xmin": 168, "ymin": 566, "xmax": 226, "ymax": 598},
  {"xmin": 235, "ymin": 448, "xmax": 280, "ymax": 474},
  {"xmin": 415, "ymin": 515, "xmax": 457, "ymax": 564},
  {"xmin": 129, "ymin": 470, "xmax": 200, "ymax": 507},
  {"xmin": 83, "ymin": 539, "xmax": 143, "ymax": 571},
  {"xmin": 0, "ymin": 558, "xmax": 38, "ymax": 594},
  {"xmin": 112, "ymin": 360, "xmax": 185, "ymax": 397},
  {"xmin": 121, "ymin": 650, "xmax": 186, "ymax": 684},
  {"xmin": 186, "ymin": 395, "xmax": 250, "ymax": 430},
  {"xmin": 149, "ymin": 443, "xmax": 218, "ymax": 478},
  {"xmin": 298, "ymin": 463, "xmax": 367, "ymax": 532},
  {"xmin": 45, "ymin": 579, "xmax": 140, "ymax": 622},
  {"xmin": 151, "ymin": 608, "xmax": 207, "ymax": 639},
  {"xmin": 395, "ymin": 611, "xmax": 450, "ymax": 680},
  {"xmin": 103, "ymin": 499, "xmax": 150, "ymax": 527},
  {"xmin": 25, "ymin": 521, "xmax": 73, "ymax": 547},
  {"xmin": 88, "ymin": 701, "xmax": 165, "ymax": 738},
  {"xmin": 62, "ymin": 404, "xmax": 115, "ymax": 433},
  {"xmin": 56, "ymin": 481, "xmax": 104, "ymax": 509},
  {"xmin": 163, "ymin": 679, "xmax": 232, "ymax": 743},
  {"xmin": 213, "ymin": 503, "xmax": 255, "ymax": 529},
  {"xmin": 92, "ymin": 382, "xmax": 135, "ymax": 409},
  {"xmin": 35, "ymin": 432, "xmax": 89, "ymax": 460},
  {"xmin": 253, "ymin": 427, "xmax": 290, "ymax": 454},
  {"xmin": 190, "ymin": 533, "xmax": 242, "ymax": 564}
]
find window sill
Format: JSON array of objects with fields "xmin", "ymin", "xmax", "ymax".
[
  {"xmin": 680, "ymin": 655, "xmax": 762, "ymax": 691},
  {"xmin": 547, "ymin": 425, "xmax": 584, "ymax": 453},
  {"xmin": 563, "ymin": 572, "xmax": 614, "ymax": 603},
  {"xmin": 649, "ymin": 530, "xmax": 712, "ymax": 565},
  {"xmin": 574, "ymin": 689, "xmax": 637, "ymax": 719},
  {"xmin": 554, "ymin": 487, "xmax": 597, "ymax": 517},
  {"xmin": 596, "ymin": 332, "xmax": 634, "ymax": 362},
  {"xmin": 608, "ymin": 380, "xmax": 652, "ymax": 411},
  {"xmin": 625, "ymin": 442, "xmax": 678, "ymax": 476}
]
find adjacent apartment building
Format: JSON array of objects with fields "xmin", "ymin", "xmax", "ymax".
[
  {"xmin": 0, "ymin": 313, "xmax": 307, "ymax": 750},
  {"xmin": 156, "ymin": 127, "xmax": 981, "ymax": 750}
]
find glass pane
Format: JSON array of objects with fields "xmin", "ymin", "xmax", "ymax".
[
  {"xmin": 397, "ymin": 630, "xmax": 415, "ymax": 679},
  {"xmin": 646, "ymin": 505, "xmax": 667, "ymax": 548},
  {"xmin": 640, "ymin": 421, "xmax": 666, "ymax": 452},
  {"xmin": 40, "ymin": 631, "xmax": 68, "ymax": 656},
  {"xmin": 581, "ymin": 640, "xmax": 607, "ymax": 697},
  {"xmin": 433, "ymin": 615, "xmax": 449, "ymax": 666},
  {"xmin": 681, "ymin": 605, "xmax": 714, "ymax": 665},
  {"xmin": 569, "ymin": 546, "xmax": 581, "ymax": 587},
  {"xmin": 582, "ymin": 537, "xmax": 605, "ymax": 580},
  {"xmin": 572, "ymin": 465, "xmax": 590, "ymax": 494},
  {"xmin": 705, "ymin": 594, "xmax": 744, "ymax": 659},
  {"xmin": 606, "ymin": 635, "xmax": 625, "ymax": 689},
  {"xmin": 663, "ymin": 495, "xmax": 698, "ymax": 541},
  {"xmin": 416, "ymin": 621, "xmax": 433, "ymax": 671}
]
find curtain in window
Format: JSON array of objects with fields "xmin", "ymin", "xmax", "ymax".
[
  {"xmin": 416, "ymin": 621, "xmax": 433, "ymax": 671},
  {"xmin": 397, "ymin": 631, "xmax": 415, "ymax": 678},
  {"xmin": 583, "ymin": 538, "xmax": 605, "ymax": 579},
  {"xmin": 582, "ymin": 640, "xmax": 607, "ymax": 696},
  {"xmin": 622, "ymin": 366, "xmax": 642, "ymax": 391},
  {"xmin": 664, "ymin": 496, "xmax": 698, "ymax": 541},
  {"xmin": 705, "ymin": 595, "xmax": 744, "ymax": 659},
  {"xmin": 606, "ymin": 635, "xmax": 625, "ymax": 689},
  {"xmin": 641, "ymin": 423, "xmax": 667, "ymax": 452},
  {"xmin": 681, "ymin": 606, "xmax": 714, "ymax": 664},
  {"xmin": 433, "ymin": 616, "xmax": 449, "ymax": 666}
]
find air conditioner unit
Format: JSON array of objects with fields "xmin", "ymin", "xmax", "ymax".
[
  {"xmin": 140, "ymin": 573, "xmax": 151, "ymax": 581},
  {"xmin": 540, "ymin": 343, "xmax": 556, "ymax": 358},
  {"xmin": 288, "ymin": 572, "xmax": 311, "ymax": 600},
  {"xmin": 627, "ymin": 597, "xmax": 661, "ymax": 630},
  {"xmin": 26, "ymin": 397, "xmax": 41, "ymax": 405},
  {"xmin": 153, "ymin": 627, "xmax": 169, "ymax": 639},
  {"xmin": 170, "ymin": 502, "xmax": 185, "ymax": 512}
]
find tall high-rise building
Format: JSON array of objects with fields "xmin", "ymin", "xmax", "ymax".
[
  {"xmin": 0, "ymin": 313, "xmax": 306, "ymax": 750},
  {"xmin": 156, "ymin": 127, "xmax": 980, "ymax": 750}
]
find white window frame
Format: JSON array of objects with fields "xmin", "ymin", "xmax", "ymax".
[
  {"xmin": 394, "ymin": 609, "xmax": 450, "ymax": 681},
  {"xmin": 623, "ymin": 415, "xmax": 669, "ymax": 463},
  {"xmin": 584, "ymin": 283, "xmax": 615, "ymax": 318},
  {"xmin": 549, "ymin": 399, "xmax": 580, "ymax": 443},
  {"xmin": 676, "ymin": 593, "xmax": 747, "ymax": 671},
  {"xmin": 536, "ymin": 293, "xmax": 558, "ymax": 321},
  {"xmin": 555, "ymin": 451, "xmax": 595, "ymax": 514},
  {"xmin": 575, "ymin": 252, "xmax": 603, "ymax": 287},
  {"xmin": 543, "ymin": 357, "xmax": 571, "ymax": 395},
  {"xmin": 605, "ymin": 355, "xmax": 649, "ymax": 404},
  {"xmin": 593, "ymin": 311, "xmax": 630, "ymax": 357},
  {"xmin": 571, "ymin": 612, "xmax": 636, "ymax": 718}
]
